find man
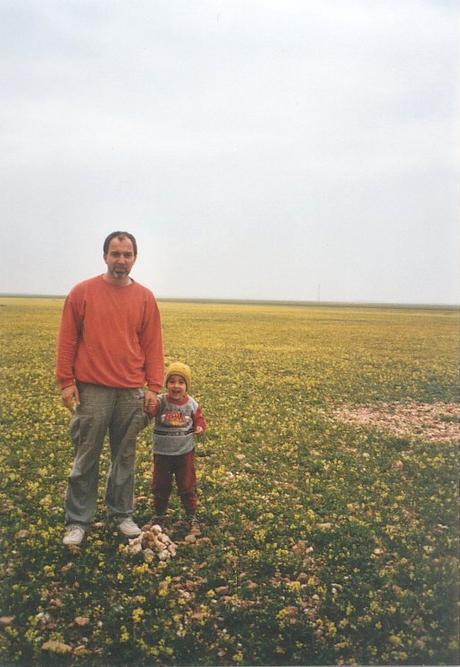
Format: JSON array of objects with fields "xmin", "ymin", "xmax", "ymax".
[{"xmin": 56, "ymin": 231, "xmax": 164, "ymax": 546}]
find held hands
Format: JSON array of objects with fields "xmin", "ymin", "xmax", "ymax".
[
  {"xmin": 144, "ymin": 390, "xmax": 160, "ymax": 417},
  {"xmin": 61, "ymin": 384, "xmax": 80, "ymax": 412}
]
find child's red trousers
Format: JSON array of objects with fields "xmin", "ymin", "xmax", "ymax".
[{"xmin": 151, "ymin": 450, "xmax": 197, "ymax": 515}]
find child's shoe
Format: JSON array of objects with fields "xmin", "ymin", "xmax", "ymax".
[{"xmin": 186, "ymin": 514, "xmax": 201, "ymax": 536}]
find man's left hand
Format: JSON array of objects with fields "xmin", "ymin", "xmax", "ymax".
[{"xmin": 144, "ymin": 390, "xmax": 159, "ymax": 417}]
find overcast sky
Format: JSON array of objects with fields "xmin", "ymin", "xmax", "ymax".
[{"xmin": 1, "ymin": 0, "xmax": 459, "ymax": 304}]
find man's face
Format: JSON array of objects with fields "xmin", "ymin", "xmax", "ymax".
[{"xmin": 104, "ymin": 236, "xmax": 136, "ymax": 281}]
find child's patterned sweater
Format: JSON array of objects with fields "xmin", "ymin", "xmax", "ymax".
[{"xmin": 152, "ymin": 394, "xmax": 206, "ymax": 455}]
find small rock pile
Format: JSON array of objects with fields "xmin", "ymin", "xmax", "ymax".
[{"xmin": 126, "ymin": 524, "xmax": 177, "ymax": 561}]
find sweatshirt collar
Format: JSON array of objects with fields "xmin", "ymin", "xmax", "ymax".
[{"xmin": 165, "ymin": 394, "xmax": 189, "ymax": 406}]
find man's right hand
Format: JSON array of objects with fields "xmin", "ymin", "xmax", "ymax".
[
  {"xmin": 61, "ymin": 384, "xmax": 80, "ymax": 412},
  {"xmin": 144, "ymin": 390, "xmax": 160, "ymax": 417}
]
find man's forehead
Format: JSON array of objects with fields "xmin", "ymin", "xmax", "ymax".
[{"xmin": 107, "ymin": 236, "xmax": 134, "ymax": 252}]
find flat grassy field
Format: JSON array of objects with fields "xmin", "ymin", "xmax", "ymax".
[{"xmin": 0, "ymin": 297, "xmax": 458, "ymax": 665}]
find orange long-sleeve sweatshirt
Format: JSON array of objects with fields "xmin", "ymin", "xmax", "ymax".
[{"xmin": 56, "ymin": 275, "xmax": 164, "ymax": 392}]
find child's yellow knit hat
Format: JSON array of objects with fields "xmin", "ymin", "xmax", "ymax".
[{"xmin": 165, "ymin": 362, "xmax": 192, "ymax": 390}]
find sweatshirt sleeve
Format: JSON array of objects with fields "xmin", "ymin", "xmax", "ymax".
[
  {"xmin": 55, "ymin": 290, "xmax": 83, "ymax": 389},
  {"xmin": 193, "ymin": 405, "xmax": 207, "ymax": 432},
  {"xmin": 139, "ymin": 293, "xmax": 164, "ymax": 393}
]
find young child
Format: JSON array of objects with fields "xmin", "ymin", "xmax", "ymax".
[{"xmin": 149, "ymin": 362, "xmax": 206, "ymax": 530}]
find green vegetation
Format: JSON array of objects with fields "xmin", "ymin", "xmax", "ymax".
[{"xmin": 0, "ymin": 297, "xmax": 458, "ymax": 665}]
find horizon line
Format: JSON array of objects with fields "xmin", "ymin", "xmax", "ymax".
[{"xmin": 0, "ymin": 292, "xmax": 458, "ymax": 310}]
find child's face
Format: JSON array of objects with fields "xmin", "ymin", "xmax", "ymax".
[{"xmin": 166, "ymin": 374, "xmax": 187, "ymax": 400}]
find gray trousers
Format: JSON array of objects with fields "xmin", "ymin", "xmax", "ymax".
[{"xmin": 65, "ymin": 383, "xmax": 146, "ymax": 528}]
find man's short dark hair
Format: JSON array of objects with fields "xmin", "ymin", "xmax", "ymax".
[{"xmin": 103, "ymin": 231, "xmax": 138, "ymax": 257}]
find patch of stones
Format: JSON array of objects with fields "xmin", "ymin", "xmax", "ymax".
[
  {"xmin": 123, "ymin": 521, "xmax": 206, "ymax": 561},
  {"xmin": 124, "ymin": 524, "xmax": 177, "ymax": 560},
  {"xmin": 326, "ymin": 401, "xmax": 460, "ymax": 443}
]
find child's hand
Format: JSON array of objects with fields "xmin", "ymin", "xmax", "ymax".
[
  {"xmin": 144, "ymin": 391, "xmax": 159, "ymax": 417},
  {"xmin": 194, "ymin": 426, "xmax": 204, "ymax": 436}
]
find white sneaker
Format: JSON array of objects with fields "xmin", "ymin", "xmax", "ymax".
[
  {"xmin": 117, "ymin": 517, "xmax": 141, "ymax": 537},
  {"xmin": 63, "ymin": 525, "xmax": 85, "ymax": 546}
]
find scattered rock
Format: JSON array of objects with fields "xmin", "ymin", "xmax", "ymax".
[
  {"xmin": 61, "ymin": 562, "xmax": 74, "ymax": 573},
  {"xmin": 14, "ymin": 530, "xmax": 29, "ymax": 540},
  {"xmin": 50, "ymin": 599, "xmax": 64, "ymax": 608},
  {"xmin": 74, "ymin": 616, "xmax": 89, "ymax": 626},
  {"xmin": 0, "ymin": 616, "xmax": 15, "ymax": 626},
  {"xmin": 41, "ymin": 640, "xmax": 73, "ymax": 654},
  {"xmin": 284, "ymin": 606, "xmax": 298, "ymax": 618}
]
